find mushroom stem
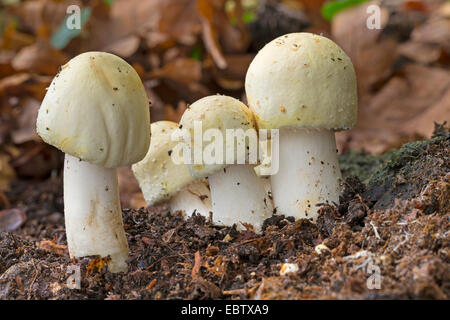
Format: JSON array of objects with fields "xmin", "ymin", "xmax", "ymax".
[
  {"xmin": 168, "ymin": 180, "xmax": 212, "ymax": 218},
  {"xmin": 63, "ymin": 154, "xmax": 129, "ymax": 273},
  {"xmin": 208, "ymin": 164, "xmax": 273, "ymax": 232},
  {"xmin": 270, "ymin": 128, "xmax": 342, "ymax": 221}
]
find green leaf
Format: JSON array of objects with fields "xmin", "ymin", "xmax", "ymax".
[
  {"xmin": 242, "ymin": 11, "xmax": 256, "ymax": 24},
  {"xmin": 1, "ymin": 0, "xmax": 21, "ymax": 5},
  {"xmin": 189, "ymin": 45, "xmax": 203, "ymax": 61},
  {"xmin": 103, "ymin": 0, "xmax": 114, "ymax": 7},
  {"xmin": 321, "ymin": 0, "xmax": 369, "ymax": 21},
  {"xmin": 50, "ymin": 7, "xmax": 91, "ymax": 50}
]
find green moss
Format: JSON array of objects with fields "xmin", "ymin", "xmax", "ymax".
[
  {"xmin": 368, "ymin": 133, "xmax": 449, "ymax": 187},
  {"xmin": 339, "ymin": 151, "xmax": 385, "ymax": 184},
  {"xmin": 339, "ymin": 127, "xmax": 449, "ymax": 209},
  {"xmin": 339, "ymin": 129, "xmax": 449, "ymax": 187}
]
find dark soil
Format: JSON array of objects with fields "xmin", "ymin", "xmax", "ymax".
[{"xmin": 0, "ymin": 125, "xmax": 449, "ymax": 300}]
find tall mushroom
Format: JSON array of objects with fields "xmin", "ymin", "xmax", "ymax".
[
  {"xmin": 179, "ymin": 95, "xmax": 273, "ymax": 232},
  {"xmin": 36, "ymin": 52, "xmax": 151, "ymax": 272},
  {"xmin": 245, "ymin": 33, "xmax": 357, "ymax": 221},
  {"xmin": 132, "ymin": 121, "xmax": 212, "ymax": 218}
]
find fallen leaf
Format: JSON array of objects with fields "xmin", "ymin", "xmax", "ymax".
[
  {"xmin": 102, "ymin": 35, "xmax": 140, "ymax": 58},
  {"xmin": 0, "ymin": 208, "xmax": 26, "ymax": 231},
  {"xmin": 38, "ymin": 239, "xmax": 68, "ymax": 256},
  {"xmin": 162, "ymin": 228, "xmax": 176, "ymax": 243},
  {"xmin": 86, "ymin": 256, "xmax": 112, "ymax": 276},
  {"xmin": 332, "ymin": 1, "xmax": 392, "ymax": 95},
  {"xmin": 397, "ymin": 41, "xmax": 443, "ymax": 64},
  {"xmin": 165, "ymin": 101, "xmax": 188, "ymax": 123},
  {"xmin": 197, "ymin": 0, "xmax": 227, "ymax": 69},
  {"xmin": 205, "ymin": 245, "xmax": 219, "ymax": 256},
  {"xmin": 118, "ymin": 166, "xmax": 142, "ymax": 209},
  {"xmin": 11, "ymin": 98, "xmax": 41, "ymax": 144},
  {"xmin": 150, "ymin": 58, "xmax": 202, "ymax": 85},
  {"xmin": 191, "ymin": 250, "xmax": 202, "ymax": 279},
  {"xmin": 11, "ymin": 41, "xmax": 69, "ymax": 75},
  {"xmin": 159, "ymin": 0, "xmax": 202, "ymax": 46},
  {"xmin": 0, "ymin": 73, "xmax": 51, "ymax": 101},
  {"xmin": 338, "ymin": 63, "xmax": 450, "ymax": 154},
  {"xmin": 0, "ymin": 154, "xmax": 15, "ymax": 192},
  {"xmin": 411, "ymin": 17, "xmax": 450, "ymax": 52}
]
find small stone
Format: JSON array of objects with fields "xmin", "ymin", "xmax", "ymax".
[
  {"xmin": 280, "ymin": 263, "xmax": 299, "ymax": 276},
  {"xmin": 379, "ymin": 254, "xmax": 393, "ymax": 267},
  {"xmin": 315, "ymin": 243, "xmax": 330, "ymax": 255},
  {"xmin": 223, "ymin": 234, "xmax": 233, "ymax": 242},
  {"xmin": 0, "ymin": 208, "xmax": 26, "ymax": 231}
]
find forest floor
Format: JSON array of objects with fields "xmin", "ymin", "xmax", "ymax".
[{"xmin": 0, "ymin": 124, "xmax": 448, "ymax": 300}]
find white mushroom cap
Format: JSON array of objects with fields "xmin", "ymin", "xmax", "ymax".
[
  {"xmin": 132, "ymin": 121, "xmax": 198, "ymax": 205},
  {"xmin": 245, "ymin": 33, "xmax": 357, "ymax": 131},
  {"xmin": 36, "ymin": 51, "xmax": 151, "ymax": 168},
  {"xmin": 179, "ymin": 95, "xmax": 256, "ymax": 179}
]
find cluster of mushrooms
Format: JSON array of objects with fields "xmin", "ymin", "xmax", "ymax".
[{"xmin": 36, "ymin": 32, "xmax": 357, "ymax": 272}]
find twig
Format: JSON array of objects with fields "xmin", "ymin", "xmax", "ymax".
[
  {"xmin": 370, "ymin": 221, "xmax": 381, "ymax": 239},
  {"xmin": 253, "ymin": 279, "xmax": 265, "ymax": 300},
  {"xmin": 28, "ymin": 259, "xmax": 38, "ymax": 299},
  {"xmin": 191, "ymin": 251, "xmax": 202, "ymax": 279},
  {"xmin": 356, "ymin": 193, "xmax": 370, "ymax": 212},
  {"xmin": 234, "ymin": 237, "xmax": 263, "ymax": 247},
  {"xmin": 222, "ymin": 288, "xmax": 246, "ymax": 295},
  {"xmin": 392, "ymin": 235, "xmax": 410, "ymax": 253},
  {"xmin": 343, "ymin": 250, "xmax": 370, "ymax": 260}
]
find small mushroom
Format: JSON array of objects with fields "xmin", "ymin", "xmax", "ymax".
[
  {"xmin": 132, "ymin": 121, "xmax": 212, "ymax": 218},
  {"xmin": 36, "ymin": 52, "xmax": 151, "ymax": 272},
  {"xmin": 179, "ymin": 95, "xmax": 274, "ymax": 232},
  {"xmin": 245, "ymin": 33, "xmax": 358, "ymax": 221}
]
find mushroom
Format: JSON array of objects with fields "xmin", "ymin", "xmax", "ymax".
[
  {"xmin": 179, "ymin": 95, "xmax": 274, "ymax": 232},
  {"xmin": 132, "ymin": 121, "xmax": 212, "ymax": 218},
  {"xmin": 36, "ymin": 52, "xmax": 151, "ymax": 272},
  {"xmin": 245, "ymin": 33, "xmax": 357, "ymax": 221}
]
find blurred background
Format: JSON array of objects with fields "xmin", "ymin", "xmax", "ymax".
[{"xmin": 0, "ymin": 0, "xmax": 449, "ymax": 210}]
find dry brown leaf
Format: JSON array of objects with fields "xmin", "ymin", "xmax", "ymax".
[
  {"xmin": 0, "ymin": 51, "xmax": 15, "ymax": 78},
  {"xmin": 159, "ymin": 0, "xmax": 202, "ymax": 46},
  {"xmin": 165, "ymin": 101, "xmax": 188, "ymax": 123},
  {"xmin": 411, "ymin": 17, "xmax": 450, "ymax": 51},
  {"xmin": 10, "ymin": 0, "xmax": 79, "ymax": 40},
  {"xmin": 192, "ymin": 250, "xmax": 202, "ymax": 279},
  {"xmin": 85, "ymin": 0, "xmax": 161, "ymax": 51},
  {"xmin": 0, "ymin": 26, "xmax": 35, "ymax": 51},
  {"xmin": 38, "ymin": 239, "xmax": 68, "ymax": 256},
  {"xmin": 215, "ymin": 0, "xmax": 249, "ymax": 54},
  {"xmin": 150, "ymin": 58, "xmax": 202, "ymax": 85},
  {"xmin": 86, "ymin": 256, "xmax": 112, "ymax": 276},
  {"xmin": 210, "ymin": 54, "xmax": 253, "ymax": 89},
  {"xmin": 0, "ymin": 208, "xmax": 26, "ymax": 231},
  {"xmin": 150, "ymin": 58, "xmax": 209, "ymax": 102},
  {"xmin": 402, "ymin": 0, "xmax": 428, "ymax": 12},
  {"xmin": 397, "ymin": 41, "xmax": 443, "ymax": 64},
  {"xmin": 11, "ymin": 98, "xmax": 41, "ymax": 144},
  {"xmin": 0, "ymin": 73, "xmax": 51, "ymax": 100},
  {"xmin": 162, "ymin": 228, "xmax": 176, "ymax": 243},
  {"xmin": 197, "ymin": 0, "xmax": 227, "ymax": 69},
  {"xmin": 12, "ymin": 41, "xmax": 69, "ymax": 75},
  {"xmin": 437, "ymin": 1, "xmax": 450, "ymax": 18},
  {"xmin": 0, "ymin": 154, "xmax": 15, "ymax": 192},
  {"xmin": 118, "ymin": 166, "xmax": 142, "ymax": 209},
  {"xmin": 102, "ymin": 35, "xmax": 141, "ymax": 58},
  {"xmin": 338, "ymin": 63, "xmax": 450, "ymax": 154},
  {"xmin": 402, "ymin": 87, "xmax": 450, "ymax": 138},
  {"xmin": 332, "ymin": 1, "xmax": 392, "ymax": 95},
  {"xmin": 12, "ymin": 143, "xmax": 61, "ymax": 179}
]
